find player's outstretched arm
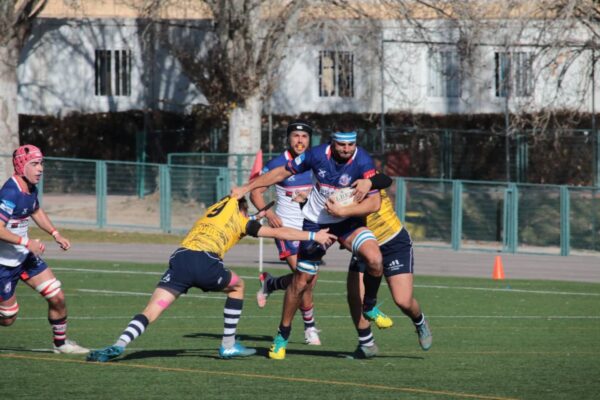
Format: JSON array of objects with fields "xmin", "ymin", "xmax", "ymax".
[
  {"xmin": 231, "ymin": 166, "xmax": 292, "ymax": 199},
  {"xmin": 326, "ymin": 192, "xmax": 382, "ymax": 218},
  {"xmin": 257, "ymin": 226, "xmax": 336, "ymax": 247},
  {"xmin": 31, "ymin": 208, "xmax": 70, "ymax": 251}
]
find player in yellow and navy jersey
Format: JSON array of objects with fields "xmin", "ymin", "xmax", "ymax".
[
  {"xmin": 87, "ymin": 196, "xmax": 336, "ymax": 362},
  {"xmin": 327, "ymin": 182, "xmax": 432, "ymax": 357}
]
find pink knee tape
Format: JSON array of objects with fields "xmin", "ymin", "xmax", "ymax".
[
  {"xmin": 157, "ymin": 299, "xmax": 171, "ymax": 309},
  {"xmin": 228, "ymin": 273, "xmax": 239, "ymax": 288}
]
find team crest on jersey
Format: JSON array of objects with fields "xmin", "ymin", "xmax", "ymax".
[
  {"xmin": 338, "ymin": 174, "xmax": 352, "ymax": 186},
  {"xmin": 318, "ymin": 169, "xmax": 327, "ymax": 178},
  {"xmin": 0, "ymin": 199, "xmax": 15, "ymax": 214},
  {"xmin": 3, "ymin": 282, "xmax": 11, "ymax": 294}
]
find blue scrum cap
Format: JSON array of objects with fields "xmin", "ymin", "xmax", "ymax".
[{"xmin": 332, "ymin": 131, "xmax": 357, "ymax": 143}]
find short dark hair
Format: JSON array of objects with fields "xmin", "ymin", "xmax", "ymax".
[
  {"xmin": 286, "ymin": 119, "xmax": 313, "ymax": 136},
  {"xmin": 238, "ymin": 197, "xmax": 249, "ymax": 214},
  {"xmin": 332, "ymin": 121, "xmax": 355, "ymax": 134}
]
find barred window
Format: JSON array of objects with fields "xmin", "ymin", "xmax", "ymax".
[
  {"xmin": 495, "ymin": 51, "xmax": 533, "ymax": 98},
  {"xmin": 428, "ymin": 49, "xmax": 461, "ymax": 98},
  {"xmin": 95, "ymin": 49, "xmax": 131, "ymax": 96},
  {"xmin": 319, "ymin": 50, "xmax": 354, "ymax": 97}
]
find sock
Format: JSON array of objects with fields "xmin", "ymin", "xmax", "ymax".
[
  {"xmin": 269, "ymin": 275, "xmax": 291, "ymax": 292},
  {"xmin": 222, "ymin": 297, "xmax": 243, "ymax": 349},
  {"xmin": 357, "ymin": 327, "xmax": 375, "ymax": 347},
  {"xmin": 49, "ymin": 316, "xmax": 67, "ymax": 347},
  {"xmin": 362, "ymin": 272, "xmax": 382, "ymax": 311},
  {"xmin": 300, "ymin": 305, "xmax": 316, "ymax": 329},
  {"xmin": 412, "ymin": 313, "xmax": 425, "ymax": 326},
  {"xmin": 115, "ymin": 314, "xmax": 149, "ymax": 348},
  {"xmin": 278, "ymin": 324, "xmax": 292, "ymax": 341}
]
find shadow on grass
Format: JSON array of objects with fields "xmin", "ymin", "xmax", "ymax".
[{"xmin": 182, "ymin": 332, "xmax": 273, "ymax": 342}]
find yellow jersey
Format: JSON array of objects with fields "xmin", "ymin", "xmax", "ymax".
[
  {"xmin": 366, "ymin": 189, "xmax": 403, "ymax": 245},
  {"xmin": 181, "ymin": 196, "xmax": 250, "ymax": 259}
]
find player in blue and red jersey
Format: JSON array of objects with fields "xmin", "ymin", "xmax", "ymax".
[
  {"xmin": 0, "ymin": 145, "xmax": 88, "ymax": 354},
  {"xmin": 233, "ymin": 123, "xmax": 393, "ymax": 359},
  {"xmin": 250, "ymin": 119, "xmax": 322, "ymax": 346}
]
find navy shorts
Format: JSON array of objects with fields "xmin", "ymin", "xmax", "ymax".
[
  {"xmin": 298, "ymin": 217, "xmax": 366, "ymax": 262},
  {"xmin": 157, "ymin": 248, "xmax": 232, "ymax": 294},
  {"xmin": 349, "ymin": 228, "xmax": 414, "ymax": 277},
  {"xmin": 0, "ymin": 253, "xmax": 49, "ymax": 301},
  {"xmin": 275, "ymin": 239, "xmax": 300, "ymax": 260}
]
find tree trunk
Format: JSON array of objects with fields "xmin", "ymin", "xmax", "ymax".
[
  {"xmin": 227, "ymin": 93, "xmax": 262, "ymax": 185},
  {"xmin": 0, "ymin": 39, "xmax": 20, "ymax": 182}
]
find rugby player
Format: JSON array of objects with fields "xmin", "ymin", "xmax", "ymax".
[
  {"xmin": 86, "ymin": 195, "xmax": 336, "ymax": 362},
  {"xmin": 327, "ymin": 180, "xmax": 433, "ymax": 357},
  {"xmin": 250, "ymin": 119, "xmax": 321, "ymax": 345},
  {"xmin": 0, "ymin": 145, "xmax": 88, "ymax": 354},
  {"xmin": 232, "ymin": 124, "xmax": 393, "ymax": 359}
]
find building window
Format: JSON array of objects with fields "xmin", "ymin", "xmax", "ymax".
[
  {"xmin": 428, "ymin": 49, "xmax": 461, "ymax": 98},
  {"xmin": 95, "ymin": 49, "xmax": 131, "ymax": 96},
  {"xmin": 319, "ymin": 50, "xmax": 354, "ymax": 97},
  {"xmin": 495, "ymin": 51, "xmax": 532, "ymax": 98}
]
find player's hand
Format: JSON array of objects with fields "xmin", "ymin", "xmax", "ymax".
[
  {"xmin": 351, "ymin": 179, "xmax": 373, "ymax": 203},
  {"xmin": 314, "ymin": 228, "xmax": 337, "ymax": 247},
  {"xmin": 325, "ymin": 197, "xmax": 346, "ymax": 218},
  {"xmin": 230, "ymin": 185, "xmax": 248, "ymax": 199},
  {"xmin": 265, "ymin": 209, "xmax": 282, "ymax": 228},
  {"xmin": 53, "ymin": 232, "xmax": 71, "ymax": 251},
  {"xmin": 27, "ymin": 239, "xmax": 46, "ymax": 256}
]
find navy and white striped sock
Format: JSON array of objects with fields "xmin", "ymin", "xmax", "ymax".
[
  {"xmin": 357, "ymin": 327, "xmax": 375, "ymax": 347},
  {"xmin": 222, "ymin": 297, "xmax": 243, "ymax": 349},
  {"xmin": 115, "ymin": 314, "xmax": 149, "ymax": 348}
]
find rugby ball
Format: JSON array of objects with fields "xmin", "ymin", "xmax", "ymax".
[{"xmin": 331, "ymin": 187, "xmax": 355, "ymax": 206}]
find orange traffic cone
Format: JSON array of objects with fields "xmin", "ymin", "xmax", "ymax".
[{"xmin": 492, "ymin": 255, "xmax": 505, "ymax": 280}]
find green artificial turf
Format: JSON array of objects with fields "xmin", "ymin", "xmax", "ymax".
[{"xmin": 1, "ymin": 260, "xmax": 599, "ymax": 400}]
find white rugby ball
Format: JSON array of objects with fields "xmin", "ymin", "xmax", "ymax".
[{"xmin": 331, "ymin": 187, "xmax": 355, "ymax": 206}]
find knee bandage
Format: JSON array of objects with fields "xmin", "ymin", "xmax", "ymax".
[
  {"xmin": 35, "ymin": 278, "xmax": 62, "ymax": 299},
  {"xmin": 297, "ymin": 260, "xmax": 320, "ymax": 275},
  {"xmin": 351, "ymin": 230, "xmax": 377, "ymax": 254},
  {"xmin": 0, "ymin": 302, "xmax": 19, "ymax": 318}
]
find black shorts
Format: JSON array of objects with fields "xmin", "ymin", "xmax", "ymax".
[
  {"xmin": 157, "ymin": 248, "xmax": 232, "ymax": 294},
  {"xmin": 349, "ymin": 228, "xmax": 414, "ymax": 277}
]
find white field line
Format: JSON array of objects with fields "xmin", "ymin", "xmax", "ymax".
[{"xmin": 51, "ymin": 267, "xmax": 600, "ymax": 297}]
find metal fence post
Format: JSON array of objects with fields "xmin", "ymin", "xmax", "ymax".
[
  {"xmin": 236, "ymin": 155, "xmax": 243, "ymax": 186},
  {"xmin": 217, "ymin": 167, "xmax": 231, "ymax": 201},
  {"xmin": 395, "ymin": 178, "xmax": 406, "ymax": 222},
  {"xmin": 560, "ymin": 186, "xmax": 571, "ymax": 256},
  {"xmin": 451, "ymin": 180, "xmax": 463, "ymax": 251},
  {"xmin": 96, "ymin": 160, "xmax": 107, "ymax": 228},
  {"xmin": 503, "ymin": 183, "xmax": 518, "ymax": 253},
  {"xmin": 159, "ymin": 164, "xmax": 171, "ymax": 233}
]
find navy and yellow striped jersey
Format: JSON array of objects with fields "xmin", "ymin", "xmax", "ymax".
[
  {"xmin": 366, "ymin": 189, "xmax": 403, "ymax": 245},
  {"xmin": 181, "ymin": 196, "xmax": 249, "ymax": 259}
]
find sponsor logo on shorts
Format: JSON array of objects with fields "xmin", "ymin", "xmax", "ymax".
[
  {"xmin": 318, "ymin": 168, "xmax": 326, "ymax": 178},
  {"xmin": 388, "ymin": 259, "xmax": 403, "ymax": 270},
  {"xmin": 160, "ymin": 273, "xmax": 171, "ymax": 283},
  {"xmin": 4, "ymin": 282, "xmax": 11, "ymax": 294}
]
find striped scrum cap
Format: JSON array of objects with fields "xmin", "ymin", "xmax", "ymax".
[{"xmin": 332, "ymin": 131, "xmax": 357, "ymax": 143}]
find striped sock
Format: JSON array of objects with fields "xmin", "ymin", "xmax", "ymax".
[
  {"xmin": 300, "ymin": 305, "xmax": 316, "ymax": 329},
  {"xmin": 115, "ymin": 314, "xmax": 149, "ymax": 348},
  {"xmin": 222, "ymin": 297, "xmax": 243, "ymax": 349},
  {"xmin": 357, "ymin": 327, "xmax": 375, "ymax": 347},
  {"xmin": 49, "ymin": 316, "xmax": 67, "ymax": 347}
]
